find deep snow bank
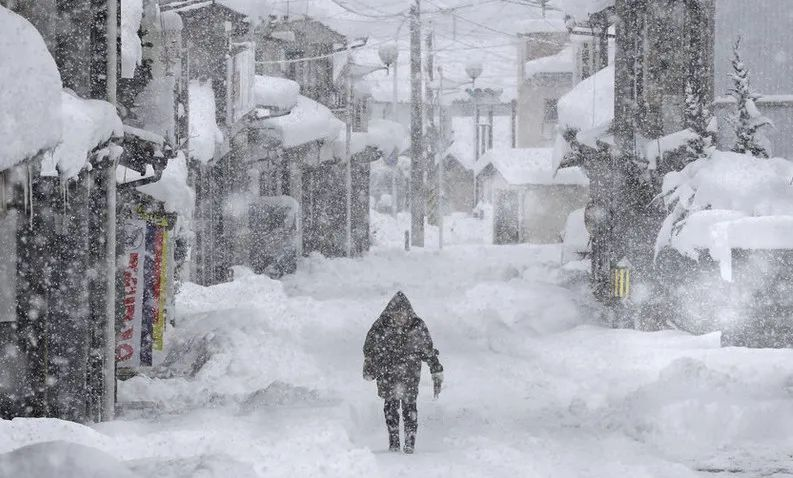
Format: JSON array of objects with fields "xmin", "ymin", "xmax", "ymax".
[
  {"xmin": 0, "ymin": 441, "xmax": 138, "ymax": 478},
  {"xmin": 119, "ymin": 268, "xmax": 327, "ymax": 409}
]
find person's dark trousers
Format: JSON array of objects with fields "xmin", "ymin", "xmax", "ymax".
[{"xmin": 384, "ymin": 399, "xmax": 418, "ymax": 452}]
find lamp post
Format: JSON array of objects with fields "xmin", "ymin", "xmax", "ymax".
[
  {"xmin": 378, "ymin": 43, "xmax": 400, "ymax": 218},
  {"xmin": 465, "ymin": 60, "xmax": 483, "ymax": 208}
]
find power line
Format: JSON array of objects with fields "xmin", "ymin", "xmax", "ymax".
[{"xmin": 326, "ymin": 0, "xmax": 407, "ymax": 19}]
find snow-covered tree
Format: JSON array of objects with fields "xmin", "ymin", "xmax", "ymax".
[
  {"xmin": 683, "ymin": 80, "xmax": 711, "ymax": 159},
  {"xmin": 728, "ymin": 38, "xmax": 772, "ymax": 158}
]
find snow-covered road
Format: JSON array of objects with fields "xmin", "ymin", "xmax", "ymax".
[{"xmin": 4, "ymin": 243, "xmax": 793, "ymax": 477}]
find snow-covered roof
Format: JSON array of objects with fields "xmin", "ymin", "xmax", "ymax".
[
  {"xmin": 41, "ymin": 91, "xmax": 124, "ymax": 179},
  {"xmin": 189, "ymin": 79, "xmax": 224, "ymax": 163},
  {"xmin": 121, "ymin": 0, "xmax": 143, "ymax": 78},
  {"xmin": 657, "ymin": 150, "xmax": 793, "ymax": 280},
  {"xmin": 261, "ymin": 95, "xmax": 343, "ymax": 149},
  {"xmin": 524, "ymin": 46, "xmax": 576, "ymax": 79},
  {"xmin": 558, "ymin": 65, "xmax": 614, "ymax": 132},
  {"xmin": 254, "ymin": 75, "xmax": 300, "ymax": 111},
  {"xmin": 518, "ymin": 18, "xmax": 568, "ymax": 34},
  {"xmin": 476, "ymin": 147, "xmax": 589, "ymax": 186},
  {"xmin": 0, "ymin": 6, "xmax": 63, "ymax": 171},
  {"xmin": 561, "ymin": 0, "xmax": 615, "ymax": 20},
  {"xmin": 448, "ymin": 115, "xmax": 513, "ymax": 170},
  {"xmin": 137, "ymin": 152, "xmax": 195, "ymax": 218},
  {"xmin": 333, "ymin": 118, "xmax": 408, "ymax": 159}
]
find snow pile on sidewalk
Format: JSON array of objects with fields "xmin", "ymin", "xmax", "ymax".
[
  {"xmin": 119, "ymin": 269, "xmax": 326, "ymax": 409},
  {"xmin": 254, "ymin": 75, "xmax": 300, "ymax": 111},
  {"xmin": 657, "ymin": 150, "xmax": 793, "ymax": 279},
  {"xmin": 189, "ymin": 80, "xmax": 224, "ymax": 163},
  {"xmin": 0, "ymin": 441, "xmax": 137, "ymax": 478},
  {"xmin": 0, "ymin": 6, "xmax": 62, "ymax": 170},
  {"xmin": 41, "ymin": 90, "xmax": 124, "ymax": 179}
]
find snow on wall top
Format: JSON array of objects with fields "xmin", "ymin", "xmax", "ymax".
[
  {"xmin": 41, "ymin": 91, "xmax": 123, "ymax": 179},
  {"xmin": 476, "ymin": 147, "xmax": 589, "ymax": 186},
  {"xmin": 524, "ymin": 46, "xmax": 576, "ymax": 79},
  {"xmin": 561, "ymin": 0, "xmax": 615, "ymax": 20},
  {"xmin": 254, "ymin": 75, "xmax": 300, "ymax": 111},
  {"xmin": 0, "ymin": 6, "xmax": 63, "ymax": 171},
  {"xmin": 557, "ymin": 65, "xmax": 614, "ymax": 132},
  {"xmin": 262, "ymin": 95, "xmax": 343, "ymax": 149},
  {"xmin": 189, "ymin": 80, "xmax": 224, "ymax": 163},
  {"xmin": 657, "ymin": 150, "xmax": 793, "ymax": 280},
  {"xmin": 122, "ymin": 0, "xmax": 144, "ymax": 78}
]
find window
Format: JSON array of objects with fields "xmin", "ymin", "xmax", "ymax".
[
  {"xmin": 543, "ymin": 99, "xmax": 559, "ymax": 122},
  {"xmin": 580, "ymin": 42, "xmax": 591, "ymax": 80}
]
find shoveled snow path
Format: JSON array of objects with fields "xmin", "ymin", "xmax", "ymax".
[{"xmin": 4, "ymin": 244, "xmax": 793, "ymax": 477}]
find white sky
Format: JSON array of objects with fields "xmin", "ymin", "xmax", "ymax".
[{"xmin": 221, "ymin": 0, "xmax": 564, "ymax": 102}]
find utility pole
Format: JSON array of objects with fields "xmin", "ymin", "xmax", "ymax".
[
  {"xmin": 409, "ymin": 0, "xmax": 424, "ymax": 247},
  {"xmin": 391, "ymin": 47, "xmax": 399, "ymax": 219},
  {"xmin": 102, "ymin": 0, "xmax": 118, "ymax": 422},
  {"xmin": 425, "ymin": 22, "xmax": 436, "ymax": 226},
  {"xmin": 345, "ymin": 54, "xmax": 353, "ymax": 257},
  {"xmin": 437, "ymin": 65, "xmax": 445, "ymax": 250}
]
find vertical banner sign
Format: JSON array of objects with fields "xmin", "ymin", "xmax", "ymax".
[
  {"xmin": 153, "ymin": 229, "xmax": 167, "ymax": 351},
  {"xmin": 117, "ymin": 220, "xmax": 146, "ymax": 368},
  {"xmin": 140, "ymin": 224, "xmax": 156, "ymax": 366}
]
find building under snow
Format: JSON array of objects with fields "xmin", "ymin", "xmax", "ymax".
[{"xmin": 474, "ymin": 148, "xmax": 589, "ymax": 244}]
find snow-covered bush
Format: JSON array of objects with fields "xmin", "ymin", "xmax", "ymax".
[{"xmin": 656, "ymin": 150, "xmax": 793, "ymax": 280}]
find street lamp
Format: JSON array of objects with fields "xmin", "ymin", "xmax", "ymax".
[
  {"xmin": 377, "ymin": 43, "xmax": 399, "ymax": 121},
  {"xmin": 465, "ymin": 60, "xmax": 483, "ymax": 209},
  {"xmin": 378, "ymin": 42, "xmax": 400, "ymax": 218}
]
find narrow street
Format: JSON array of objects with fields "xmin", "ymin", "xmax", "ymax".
[{"xmin": 5, "ymin": 242, "xmax": 793, "ymax": 477}]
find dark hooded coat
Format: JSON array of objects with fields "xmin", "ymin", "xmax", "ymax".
[{"xmin": 363, "ymin": 292, "xmax": 443, "ymax": 400}]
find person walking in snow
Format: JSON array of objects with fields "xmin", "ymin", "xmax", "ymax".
[{"xmin": 363, "ymin": 291, "xmax": 444, "ymax": 454}]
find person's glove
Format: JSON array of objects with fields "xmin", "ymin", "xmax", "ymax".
[
  {"xmin": 363, "ymin": 360, "xmax": 376, "ymax": 381},
  {"xmin": 432, "ymin": 372, "xmax": 443, "ymax": 399}
]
